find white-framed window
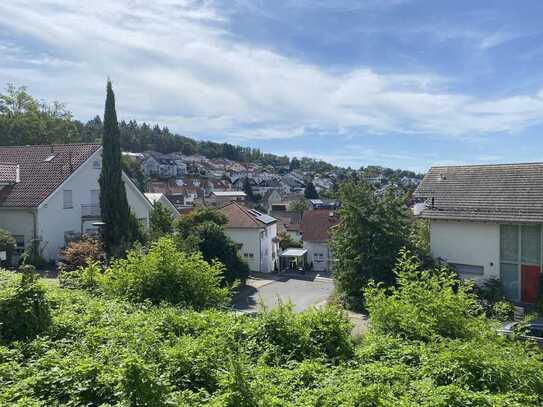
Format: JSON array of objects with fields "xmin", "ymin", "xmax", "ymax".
[
  {"xmin": 63, "ymin": 190, "xmax": 73, "ymax": 209},
  {"xmin": 249, "ymin": 253, "xmax": 254, "ymax": 258}
]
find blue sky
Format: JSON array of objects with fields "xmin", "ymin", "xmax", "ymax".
[{"xmin": 2, "ymin": 1, "xmax": 543, "ymax": 171}]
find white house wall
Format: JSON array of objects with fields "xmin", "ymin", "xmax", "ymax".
[
  {"xmin": 36, "ymin": 149, "xmax": 151, "ymax": 260},
  {"xmin": 37, "ymin": 150, "xmax": 103, "ymax": 260},
  {"xmin": 0, "ymin": 208, "xmax": 35, "ymax": 257},
  {"xmin": 429, "ymin": 220, "xmax": 500, "ymax": 283},
  {"xmin": 224, "ymin": 228, "xmax": 262, "ymax": 272},
  {"xmin": 303, "ymin": 241, "xmax": 332, "ymax": 272},
  {"xmin": 259, "ymin": 223, "xmax": 277, "ymax": 273}
]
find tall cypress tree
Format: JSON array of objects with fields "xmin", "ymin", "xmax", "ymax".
[{"xmin": 99, "ymin": 80, "xmax": 130, "ymax": 257}]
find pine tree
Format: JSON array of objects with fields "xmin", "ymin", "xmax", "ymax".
[{"xmin": 99, "ymin": 80, "xmax": 130, "ymax": 257}]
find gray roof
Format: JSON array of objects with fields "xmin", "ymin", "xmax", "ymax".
[{"xmin": 413, "ymin": 163, "xmax": 543, "ymax": 223}]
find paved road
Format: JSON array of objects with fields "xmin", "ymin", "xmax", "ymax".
[{"xmin": 233, "ymin": 275, "xmax": 334, "ymax": 313}]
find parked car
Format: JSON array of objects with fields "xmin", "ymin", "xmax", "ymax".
[{"xmin": 497, "ymin": 320, "xmax": 543, "ymax": 348}]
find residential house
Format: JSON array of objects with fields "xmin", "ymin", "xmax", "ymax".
[
  {"xmin": 413, "ymin": 163, "xmax": 543, "ymax": 304},
  {"xmin": 148, "ymin": 180, "xmax": 198, "ymax": 210},
  {"xmin": 220, "ymin": 202, "xmax": 279, "ymax": 273},
  {"xmin": 208, "ymin": 191, "xmax": 247, "ymax": 207},
  {"xmin": 262, "ymin": 189, "xmax": 283, "ymax": 213},
  {"xmin": 0, "ymin": 144, "xmax": 152, "ymax": 262},
  {"xmin": 142, "ymin": 152, "xmax": 186, "ymax": 179},
  {"xmin": 308, "ymin": 199, "xmax": 339, "ymax": 210},
  {"xmin": 144, "ymin": 193, "xmax": 180, "ymax": 218},
  {"xmin": 300, "ymin": 210, "xmax": 339, "ymax": 272},
  {"xmin": 271, "ymin": 210, "xmax": 302, "ymax": 242}
]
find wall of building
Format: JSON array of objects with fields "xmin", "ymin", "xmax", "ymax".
[
  {"xmin": 37, "ymin": 149, "xmax": 103, "ymax": 260},
  {"xmin": 303, "ymin": 241, "xmax": 332, "ymax": 272},
  {"xmin": 124, "ymin": 173, "xmax": 151, "ymax": 228},
  {"xmin": 36, "ymin": 149, "xmax": 151, "ymax": 260},
  {"xmin": 430, "ymin": 220, "xmax": 500, "ymax": 283},
  {"xmin": 0, "ymin": 208, "xmax": 35, "ymax": 263},
  {"xmin": 224, "ymin": 228, "xmax": 262, "ymax": 272},
  {"xmin": 259, "ymin": 223, "xmax": 277, "ymax": 273}
]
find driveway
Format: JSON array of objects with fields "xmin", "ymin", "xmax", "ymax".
[{"xmin": 233, "ymin": 274, "xmax": 334, "ymax": 313}]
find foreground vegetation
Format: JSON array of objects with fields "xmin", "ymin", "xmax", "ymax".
[{"xmin": 1, "ymin": 248, "xmax": 542, "ymax": 406}]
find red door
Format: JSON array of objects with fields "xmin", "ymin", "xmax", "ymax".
[{"xmin": 521, "ymin": 265, "xmax": 540, "ymax": 303}]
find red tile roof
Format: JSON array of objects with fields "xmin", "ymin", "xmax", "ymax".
[
  {"xmin": 300, "ymin": 210, "xmax": 339, "ymax": 242},
  {"xmin": 220, "ymin": 201, "xmax": 276, "ymax": 229},
  {"xmin": 0, "ymin": 144, "xmax": 101, "ymax": 208},
  {"xmin": 0, "ymin": 162, "xmax": 19, "ymax": 184}
]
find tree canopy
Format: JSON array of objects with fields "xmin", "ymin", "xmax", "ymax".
[
  {"xmin": 331, "ymin": 179, "xmax": 411, "ymax": 310},
  {"xmin": 175, "ymin": 208, "xmax": 250, "ymax": 283}
]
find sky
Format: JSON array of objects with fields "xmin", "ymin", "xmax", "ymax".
[{"xmin": 2, "ymin": 1, "xmax": 543, "ymax": 172}]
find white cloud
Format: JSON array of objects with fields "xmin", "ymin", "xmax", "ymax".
[{"xmin": 1, "ymin": 0, "xmax": 543, "ymax": 142}]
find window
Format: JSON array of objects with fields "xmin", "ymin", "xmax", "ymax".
[
  {"xmin": 243, "ymin": 253, "xmax": 249, "ymax": 258},
  {"xmin": 14, "ymin": 235, "xmax": 25, "ymax": 253},
  {"xmin": 63, "ymin": 190, "xmax": 73, "ymax": 209},
  {"xmin": 92, "ymin": 160, "xmax": 101, "ymax": 169},
  {"xmin": 522, "ymin": 225, "xmax": 540, "ymax": 265},
  {"xmin": 500, "ymin": 225, "xmax": 520, "ymax": 301},
  {"xmin": 449, "ymin": 263, "xmax": 484, "ymax": 275},
  {"xmin": 249, "ymin": 253, "xmax": 254, "ymax": 258}
]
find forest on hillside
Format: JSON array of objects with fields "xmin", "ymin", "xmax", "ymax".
[
  {"xmin": 0, "ymin": 84, "xmax": 422, "ymax": 179},
  {"xmin": 0, "ymin": 84, "xmax": 334, "ymax": 172}
]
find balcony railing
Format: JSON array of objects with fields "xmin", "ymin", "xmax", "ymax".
[{"xmin": 81, "ymin": 204, "xmax": 101, "ymax": 218}]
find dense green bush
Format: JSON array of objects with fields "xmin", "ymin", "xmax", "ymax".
[
  {"xmin": 58, "ymin": 260, "xmax": 103, "ymax": 290},
  {"xmin": 0, "ymin": 266, "xmax": 51, "ymax": 341},
  {"xmin": 100, "ymin": 237, "xmax": 231, "ymax": 309},
  {"xmin": 1, "ymin": 250, "xmax": 543, "ymax": 406},
  {"xmin": 175, "ymin": 208, "xmax": 250, "ymax": 284},
  {"xmin": 365, "ymin": 249, "xmax": 486, "ymax": 341}
]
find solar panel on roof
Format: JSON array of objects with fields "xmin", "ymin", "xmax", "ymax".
[{"xmin": 256, "ymin": 214, "xmax": 276, "ymax": 224}]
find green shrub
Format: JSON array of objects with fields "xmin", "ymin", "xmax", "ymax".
[
  {"xmin": 102, "ymin": 237, "xmax": 230, "ymax": 309},
  {"xmin": 58, "ymin": 261, "xmax": 103, "ymax": 290},
  {"xmin": 121, "ymin": 356, "xmax": 167, "ymax": 406},
  {"xmin": 0, "ymin": 266, "xmax": 51, "ymax": 341},
  {"xmin": 491, "ymin": 300, "xmax": 515, "ymax": 322},
  {"xmin": 365, "ymin": 248, "xmax": 486, "ymax": 341},
  {"xmin": 252, "ymin": 302, "xmax": 353, "ymax": 363}
]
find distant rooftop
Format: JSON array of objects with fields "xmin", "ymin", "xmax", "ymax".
[{"xmin": 212, "ymin": 190, "xmax": 247, "ymax": 197}]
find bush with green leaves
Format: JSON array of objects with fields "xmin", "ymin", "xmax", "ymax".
[
  {"xmin": 1, "ymin": 248, "xmax": 543, "ymax": 406},
  {"xmin": 101, "ymin": 237, "xmax": 230, "ymax": 309},
  {"xmin": 365, "ymin": 248, "xmax": 486, "ymax": 342},
  {"xmin": 175, "ymin": 208, "xmax": 250, "ymax": 284},
  {"xmin": 0, "ymin": 265, "xmax": 51, "ymax": 341}
]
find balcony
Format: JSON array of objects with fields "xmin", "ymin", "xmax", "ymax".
[{"xmin": 81, "ymin": 204, "xmax": 101, "ymax": 218}]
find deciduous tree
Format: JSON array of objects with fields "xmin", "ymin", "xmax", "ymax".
[{"xmin": 331, "ymin": 180, "xmax": 411, "ymax": 310}]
